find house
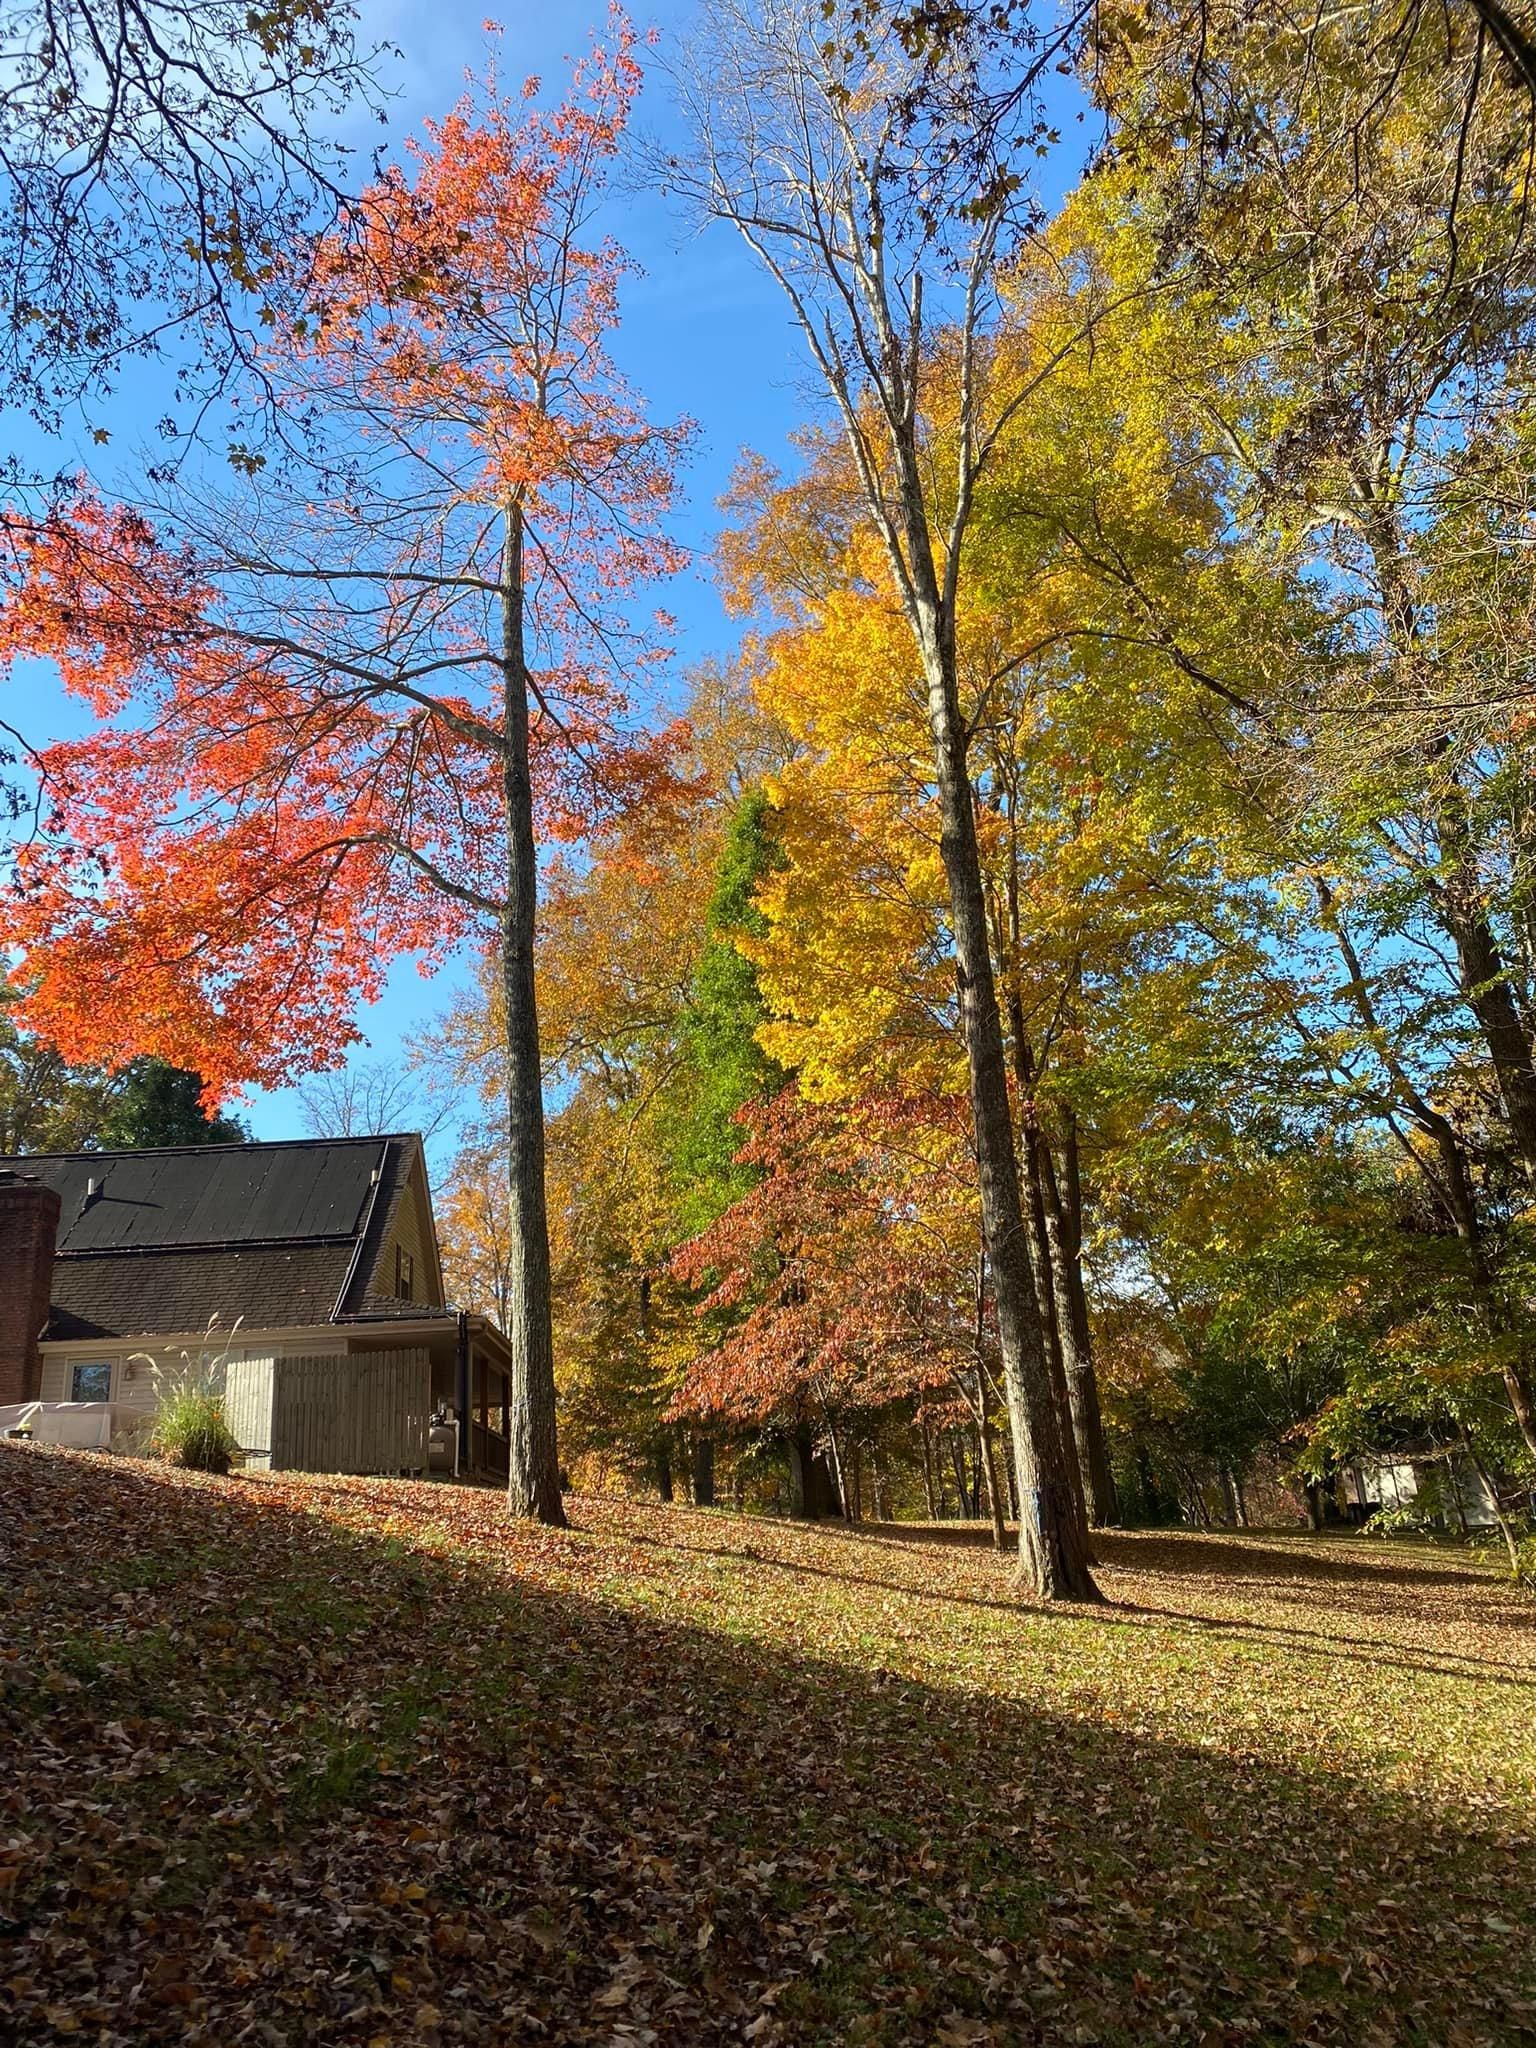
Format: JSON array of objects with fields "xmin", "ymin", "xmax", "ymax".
[
  {"xmin": 0, "ymin": 1135, "xmax": 516, "ymax": 1481},
  {"xmin": 1343, "ymin": 1448, "xmax": 1504, "ymax": 1534}
]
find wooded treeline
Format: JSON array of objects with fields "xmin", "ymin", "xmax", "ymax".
[
  {"xmin": 435, "ymin": 0, "xmax": 1536, "ymax": 1569},
  {"xmin": 5, "ymin": 0, "xmax": 1536, "ymax": 1585}
]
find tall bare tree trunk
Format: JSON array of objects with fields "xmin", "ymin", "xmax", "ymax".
[
  {"xmin": 1011, "ymin": 1043, "xmax": 1089, "ymax": 1538},
  {"xmin": 501, "ymin": 504, "xmax": 566, "ymax": 1527},
  {"xmin": 948, "ymin": 1430, "xmax": 972, "ymax": 1517},
  {"xmin": 1420, "ymin": 1106, "xmax": 1536, "ymax": 1460},
  {"xmin": 870, "ymin": 1440, "xmax": 889, "ymax": 1520},
  {"xmin": 1039, "ymin": 1113, "xmax": 1118, "ymax": 1526},
  {"xmin": 967, "ymin": 1249, "xmax": 1016, "ymax": 1551},
  {"xmin": 1005, "ymin": 994, "xmax": 1108, "ymax": 1531},
  {"xmin": 678, "ymin": 0, "xmax": 1099, "ymax": 1601},
  {"xmin": 920, "ymin": 618, "xmax": 1097, "ymax": 1597}
]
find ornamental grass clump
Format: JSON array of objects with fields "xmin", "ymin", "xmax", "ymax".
[{"xmin": 152, "ymin": 1378, "xmax": 239, "ymax": 1474}]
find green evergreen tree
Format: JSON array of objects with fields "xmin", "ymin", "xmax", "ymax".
[
  {"xmin": 95, "ymin": 1060, "xmax": 248, "ymax": 1149},
  {"xmin": 671, "ymin": 788, "xmax": 787, "ymax": 1227}
]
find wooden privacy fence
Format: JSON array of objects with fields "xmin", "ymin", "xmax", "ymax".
[{"xmin": 226, "ymin": 1349, "xmax": 431, "ymax": 1474}]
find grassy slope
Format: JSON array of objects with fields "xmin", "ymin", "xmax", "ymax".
[{"xmin": 1, "ymin": 1445, "xmax": 1533, "ymax": 2046}]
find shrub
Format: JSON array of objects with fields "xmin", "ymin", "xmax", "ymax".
[
  {"xmin": 1503, "ymin": 1528, "xmax": 1536, "ymax": 1592},
  {"xmin": 153, "ymin": 1380, "xmax": 239, "ymax": 1474},
  {"xmin": 1363, "ymin": 1496, "xmax": 1444, "ymax": 1539}
]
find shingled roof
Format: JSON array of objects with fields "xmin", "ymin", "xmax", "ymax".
[{"xmin": 0, "ymin": 1134, "xmax": 429, "ymax": 1341}]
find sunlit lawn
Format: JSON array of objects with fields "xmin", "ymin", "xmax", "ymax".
[{"xmin": 2, "ymin": 1443, "xmax": 1533, "ymax": 2044}]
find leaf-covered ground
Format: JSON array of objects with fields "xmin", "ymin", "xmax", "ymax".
[{"xmin": 2, "ymin": 1446, "xmax": 1533, "ymax": 2045}]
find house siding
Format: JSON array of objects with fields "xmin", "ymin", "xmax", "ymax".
[
  {"xmin": 365, "ymin": 1152, "xmax": 445, "ymax": 1310},
  {"xmin": 41, "ymin": 1339, "xmax": 278, "ymax": 1449}
]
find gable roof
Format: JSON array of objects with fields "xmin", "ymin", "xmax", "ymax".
[{"xmin": 0, "ymin": 1133, "xmax": 440, "ymax": 1342}]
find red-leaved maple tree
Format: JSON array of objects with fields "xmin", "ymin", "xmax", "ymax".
[
  {"xmin": 0, "ymin": 12, "xmax": 691, "ymax": 1525},
  {"xmin": 669, "ymin": 1090, "xmax": 1000, "ymax": 1510}
]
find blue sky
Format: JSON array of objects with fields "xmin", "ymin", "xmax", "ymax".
[
  {"xmin": 7, "ymin": 0, "xmax": 1089, "ymax": 1151},
  {"xmin": 7, "ymin": 0, "xmax": 811, "ymax": 1145}
]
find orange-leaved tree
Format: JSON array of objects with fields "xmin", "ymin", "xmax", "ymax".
[
  {"xmin": 669, "ymin": 1089, "xmax": 990, "ymax": 1518},
  {"xmin": 0, "ymin": 14, "xmax": 691, "ymax": 1525}
]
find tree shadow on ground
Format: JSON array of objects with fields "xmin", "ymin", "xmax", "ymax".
[
  {"xmin": 2, "ymin": 1446, "xmax": 1532, "ymax": 2047},
  {"xmin": 849, "ymin": 1517, "xmax": 1500, "ymax": 1593},
  {"xmin": 612, "ymin": 1522, "xmax": 1536, "ymax": 1687}
]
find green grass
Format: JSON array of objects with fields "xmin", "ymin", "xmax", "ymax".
[{"xmin": 1, "ymin": 1443, "xmax": 1533, "ymax": 2045}]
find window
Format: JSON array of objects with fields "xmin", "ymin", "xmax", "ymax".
[
  {"xmin": 395, "ymin": 1246, "xmax": 415, "ymax": 1302},
  {"xmin": 71, "ymin": 1362, "xmax": 112, "ymax": 1402}
]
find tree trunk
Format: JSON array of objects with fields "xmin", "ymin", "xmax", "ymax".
[
  {"xmin": 824, "ymin": 1419, "xmax": 849, "ymax": 1518},
  {"xmin": 1181, "ymin": 1464, "xmax": 1212, "ymax": 1528},
  {"xmin": 1135, "ymin": 1444, "xmax": 1161, "ymax": 1525},
  {"xmin": 1011, "ymin": 1020, "xmax": 1113, "ymax": 1529},
  {"xmin": 869, "ymin": 1440, "xmax": 888, "ymax": 1520},
  {"xmin": 1049, "ymin": 1111, "xmax": 1118, "ymax": 1525},
  {"xmin": 500, "ymin": 503, "xmax": 565, "ymax": 1527},
  {"xmin": 1426, "ymin": 748, "xmax": 1536, "ymax": 1179},
  {"xmin": 977, "ymin": 1376, "xmax": 1009, "ymax": 1551},
  {"xmin": 1317, "ymin": 877, "xmax": 1536, "ymax": 1465},
  {"xmin": 1423, "ymin": 1113, "xmax": 1536, "ymax": 1461},
  {"xmin": 1011, "ymin": 1052, "xmax": 1092, "ymax": 1537},
  {"xmin": 919, "ymin": 1411, "xmax": 938, "ymax": 1518},
  {"xmin": 1458, "ymin": 1423, "xmax": 1522, "ymax": 1575},
  {"xmin": 1220, "ymin": 1466, "xmax": 1241, "ymax": 1528},
  {"xmin": 789, "ymin": 1423, "xmax": 839, "ymax": 1519},
  {"xmin": 918, "ymin": 627, "xmax": 1096, "ymax": 1597},
  {"xmin": 1359, "ymin": 501, "xmax": 1536, "ymax": 1192},
  {"xmin": 653, "ymin": 1441, "xmax": 674, "ymax": 1504},
  {"xmin": 691, "ymin": 1434, "xmax": 716, "ymax": 1508},
  {"xmin": 1446, "ymin": 1451, "xmax": 1470, "ymax": 1539},
  {"xmin": 816, "ymin": 1450, "xmax": 842, "ymax": 1517},
  {"xmin": 948, "ymin": 1430, "xmax": 972, "ymax": 1518},
  {"xmin": 788, "ymin": 1423, "xmax": 814, "ymax": 1519}
]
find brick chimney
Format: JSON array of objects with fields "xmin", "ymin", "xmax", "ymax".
[{"xmin": 0, "ymin": 1175, "xmax": 61, "ymax": 1406}]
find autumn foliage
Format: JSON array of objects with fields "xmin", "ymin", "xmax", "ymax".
[
  {"xmin": 668, "ymin": 1091, "xmax": 974, "ymax": 1426},
  {"xmin": 0, "ymin": 15, "xmax": 689, "ymax": 1100}
]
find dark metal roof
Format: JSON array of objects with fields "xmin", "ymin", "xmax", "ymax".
[
  {"xmin": 1, "ymin": 1137, "xmax": 385, "ymax": 1255},
  {"xmin": 0, "ymin": 1135, "xmax": 430, "ymax": 1340}
]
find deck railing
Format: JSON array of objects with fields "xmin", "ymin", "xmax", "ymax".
[{"xmin": 471, "ymin": 1420, "xmax": 511, "ymax": 1481}]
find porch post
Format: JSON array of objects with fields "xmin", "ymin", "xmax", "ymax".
[{"xmin": 456, "ymin": 1311, "xmax": 470, "ymax": 1477}]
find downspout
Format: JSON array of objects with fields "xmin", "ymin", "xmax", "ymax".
[{"xmin": 456, "ymin": 1309, "xmax": 471, "ymax": 1479}]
